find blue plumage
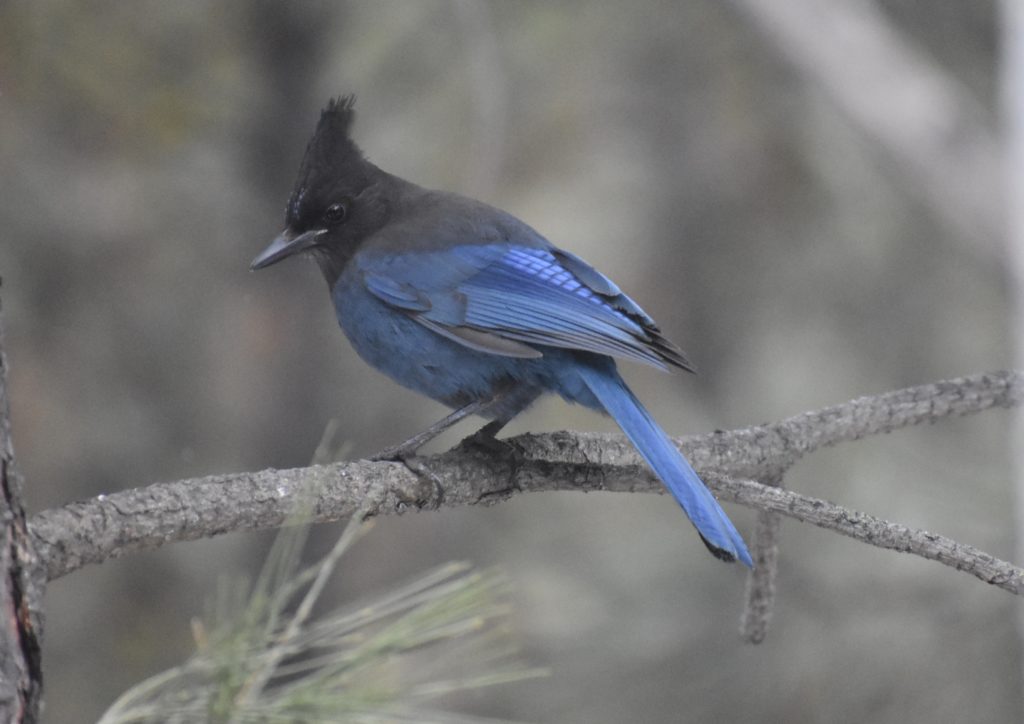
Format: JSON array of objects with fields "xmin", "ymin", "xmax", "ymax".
[
  {"xmin": 576, "ymin": 363, "xmax": 752, "ymax": 566},
  {"xmin": 251, "ymin": 96, "xmax": 751, "ymax": 567}
]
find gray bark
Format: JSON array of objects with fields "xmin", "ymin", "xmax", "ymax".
[
  {"xmin": 28, "ymin": 370, "xmax": 1023, "ymax": 600},
  {"xmin": 0, "ymin": 291, "xmax": 44, "ymax": 723}
]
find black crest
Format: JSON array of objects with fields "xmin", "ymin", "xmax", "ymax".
[
  {"xmin": 287, "ymin": 95, "xmax": 367, "ymax": 226},
  {"xmin": 317, "ymin": 95, "xmax": 358, "ymax": 142}
]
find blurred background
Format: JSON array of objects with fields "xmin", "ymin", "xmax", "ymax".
[{"xmin": 0, "ymin": 1, "xmax": 1018, "ymax": 722}]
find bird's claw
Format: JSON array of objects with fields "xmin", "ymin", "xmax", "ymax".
[{"xmin": 458, "ymin": 423, "xmax": 523, "ymax": 464}]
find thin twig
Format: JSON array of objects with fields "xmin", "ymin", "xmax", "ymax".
[
  {"xmin": 741, "ymin": 496, "xmax": 782, "ymax": 643},
  {"xmin": 716, "ymin": 475, "xmax": 1024, "ymax": 595}
]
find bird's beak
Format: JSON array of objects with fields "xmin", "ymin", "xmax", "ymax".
[{"xmin": 250, "ymin": 228, "xmax": 325, "ymax": 270}]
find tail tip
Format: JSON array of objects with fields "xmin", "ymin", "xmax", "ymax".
[{"xmin": 700, "ymin": 534, "xmax": 755, "ymax": 568}]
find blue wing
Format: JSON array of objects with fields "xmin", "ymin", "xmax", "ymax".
[{"xmin": 359, "ymin": 242, "xmax": 693, "ymax": 372}]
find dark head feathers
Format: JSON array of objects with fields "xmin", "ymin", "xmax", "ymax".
[
  {"xmin": 287, "ymin": 95, "xmax": 369, "ymax": 228},
  {"xmin": 304, "ymin": 95, "xmax": 363, "ymax": 168},
  {"xmin": 318, "ymin": 95, "xmax": 358, "ymax": 139}
]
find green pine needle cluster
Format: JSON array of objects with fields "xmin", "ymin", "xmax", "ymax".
[{"xmin": 98, "ymin": 490, "xmax": 542, "ymax": 724}]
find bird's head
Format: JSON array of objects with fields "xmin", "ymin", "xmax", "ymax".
[{"xmin": 251, "ymin": 96, "xmax": 390, "ymax": 282}]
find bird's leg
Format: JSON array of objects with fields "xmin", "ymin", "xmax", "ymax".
[
  {"xmin": 459, "ymin": 418, "xmax": 512, "ymax": 454},
  {"xmin": 458, "ymin": 385, "xmax": 541, "ymax": 458},
  {"xmin": 369, "ymin": 398, "xmax": 491, "ymax": 461}
]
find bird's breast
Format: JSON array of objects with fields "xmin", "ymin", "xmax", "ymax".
[{"xmin": 329, "ymin": 271, "xmax": 534, "ymax": 409}]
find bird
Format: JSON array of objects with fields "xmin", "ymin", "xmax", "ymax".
[{"xmin": 251, "ymin": 96, "xmax": 752, "ymax": 567}]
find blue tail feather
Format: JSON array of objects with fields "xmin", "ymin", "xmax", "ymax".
[{"xmin": 577, "ymin": 364, "xmax": 753, "ymax": 567}]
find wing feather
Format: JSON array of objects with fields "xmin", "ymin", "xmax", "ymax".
[{"xmin": 359, "ymin": 243, "xmax": 692, "ymax": 372}]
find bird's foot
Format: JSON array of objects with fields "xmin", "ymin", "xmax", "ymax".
[
  {"xmin": 397, "ymin": 455, "xmax": 446, "ymax": 507},
  {"xmin": 457, "ymin": 420, "xmax": 523, "ymax": 464},
  {"xmin": 369, "ymin": 439, "xmax": 447, "ymax": 507}
]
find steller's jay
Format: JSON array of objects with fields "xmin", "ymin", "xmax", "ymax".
[{"xmin": 251, "ymin": 96, "xmax": 751, "ymax": 566}]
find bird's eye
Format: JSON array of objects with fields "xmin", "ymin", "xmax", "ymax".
[{"xmin": 323, "ymin": 202, "xmax": 348, "ymax": 224}]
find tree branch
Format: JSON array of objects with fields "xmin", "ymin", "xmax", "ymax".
[
  {"xmin": 0, "ymin": 289, "xmax": 44, "ymax": 722},
  {"xmin": 28, "ymin": 371, "xmax": 1022, "ymax": 596},
  {"xmin": 741, "ymin": 479, "xmax": 783, "ymax": 644},
  {"xmin": 716, "ymin": 475, "xmax": 1024, "ymax": 594}
]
